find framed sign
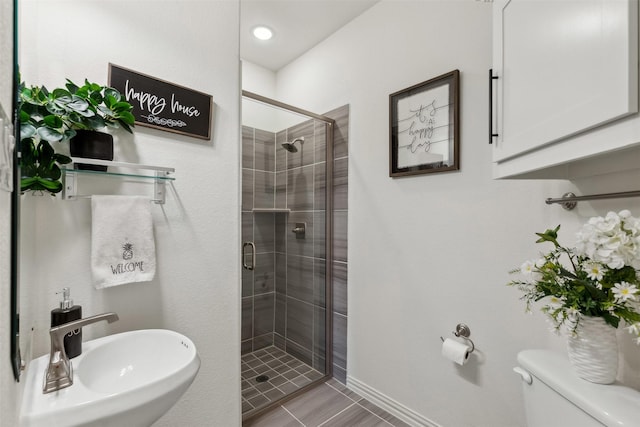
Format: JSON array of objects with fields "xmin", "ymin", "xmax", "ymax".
[
  {"xmin": 389, "ymin": 69, "xmax": 459, "ymax": 177},
  {"xmin": 108, "ymin": 63, "xmax": 213, "ymax": 140}
]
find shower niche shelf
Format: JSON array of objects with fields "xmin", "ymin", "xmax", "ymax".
[
  {"xmin": 251, "ymin": 208, "xmax": 290, "ymax": 213},
  {"xmin": 61, "ymin": 157, "xmax": 175, "ymax": 204}
]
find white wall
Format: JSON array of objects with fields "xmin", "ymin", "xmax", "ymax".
[
  {"xmin": 18, "ymin": 1, "xmax": 241, "ymax": 426},
  {"xmin": 241, "ymin": 60, "xmax": 311, "ymax": 132},
  {"xmin": 242, "ymin": 60, "xmax": 277, "ymax": 99},
  {"xmin": 272, "ymin": 1, "xmax": 640, "ymax": 426},
  {"xmin": 241, "ymin": 60, "xmax": 279, "ymax": 131}
]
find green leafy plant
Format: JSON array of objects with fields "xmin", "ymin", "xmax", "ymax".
[
  {"xmin": 19, "ymin": 79, "xmax": 135, "ymax": 195},
  {"xmin": 19, "ymin": 138, "xmax": 71, "ymax": 194},
  {"xmin": 508, "ymin": 210, "xmax": 640, "ymax": 342}
]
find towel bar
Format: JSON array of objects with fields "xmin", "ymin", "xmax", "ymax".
[{"xmin": 546, "ymin": 191, "xmax": 640, "ymax": 211}]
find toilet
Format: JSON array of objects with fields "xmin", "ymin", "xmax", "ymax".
[{"xmin": 514, "ymin": 349, "xmax": 640, "ymax": 427}]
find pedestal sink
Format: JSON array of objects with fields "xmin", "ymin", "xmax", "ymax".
[{"xmin": 20, "ymin": 329, "xmax": 200, "ymax": 427}]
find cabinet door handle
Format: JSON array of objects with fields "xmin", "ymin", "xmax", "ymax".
[
  {"xmin": 242, "ymin": 242, "xmax": 255, "ymax": 270},
  {"xmin": 489, "ymin": 69, "xmax": 499, "ymax": 144}
]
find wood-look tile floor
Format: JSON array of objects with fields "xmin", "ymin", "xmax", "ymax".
[{"xmin": 244, "ymin": 378, "xmax": 412, "ymax": 427}]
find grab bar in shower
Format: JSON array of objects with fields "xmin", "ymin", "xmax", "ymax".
[{"xmin": 242, "ymin": 242, "xmax": 256, "ymax": 270}]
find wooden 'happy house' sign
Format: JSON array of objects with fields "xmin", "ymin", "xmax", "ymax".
[{"xmin": 108, "ymin": 63, "xmax": 213, "ymax": 140}]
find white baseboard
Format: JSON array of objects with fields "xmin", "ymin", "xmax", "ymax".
[{"xmin": 346, "ymin": 375, "xmax": 441, "ymax": 427}]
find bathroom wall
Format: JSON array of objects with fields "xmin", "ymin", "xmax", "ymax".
[
  {"xmin": 18, "ymin": 1, "xmax": 241, "ymax": 426},
  {"xmin": 322, "ymin": 105, "xmax": 349, "ymax": 383},
  {"xmin": 275, "ymin": 119, "xmax": 329, "ymax": 371},
  {"xmin": 0, "ymin": 0, "xmax": 19, "ymax": 424},
  {"xmin": 273, "ymin": 1, "xmax": 640, "ymax": 426},
  {"xmin": 0, "ymin": 0, "xmax": 11, "ymax": 110}
]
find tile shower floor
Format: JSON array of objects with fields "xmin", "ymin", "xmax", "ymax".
[
  {"xmin": 242, "ymin": 346, "xmax": 324, "ymax": 415},
  {"xmin": 244, "ymin": 378, "xmax": 412, "ymax": 427}
]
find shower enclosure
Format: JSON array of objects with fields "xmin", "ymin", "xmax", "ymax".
[{"xmin": 241, "ymin": 91, "xmax": 334, "ymax": 420}]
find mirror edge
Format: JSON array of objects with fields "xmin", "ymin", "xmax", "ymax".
[{"xmin": 10, "ymin": 0, "xmax": 21, "ymax": 381}]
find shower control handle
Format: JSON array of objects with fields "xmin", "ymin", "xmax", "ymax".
[
  {"xmin": 242, "ymin": 242, "xmax": 256, "ymax": 270},
  {"xmin": 291, "ymin": 223, "xmax": 306, "ymax": 239}
]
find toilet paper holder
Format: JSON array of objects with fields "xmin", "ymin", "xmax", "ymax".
[{"xmin": 440, "ymin": 323, "xmax": 475, "ymax": 353}]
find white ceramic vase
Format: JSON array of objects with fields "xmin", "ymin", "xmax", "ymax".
[{"xmin": 567, "ymin": 316, "xmax": 618, "ymax": 384}]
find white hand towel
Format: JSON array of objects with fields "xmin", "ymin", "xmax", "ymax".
[{"xmin": 91, "ymin": 195, "xmax": 156, "ymax": 288}]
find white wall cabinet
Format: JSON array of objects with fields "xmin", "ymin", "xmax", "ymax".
[{"xmin": 491, "ymin": 0, "xmax": 639, "ymax": 179}]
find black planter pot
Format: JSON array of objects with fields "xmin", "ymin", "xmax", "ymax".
[{"xmin": 69, "ymin": 130, "xmax": 114, "ymax": 171}]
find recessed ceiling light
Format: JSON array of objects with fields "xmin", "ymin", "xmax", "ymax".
[{"xmin": 252, "ymin": 26, "xmax": 273, "ymax": 41}]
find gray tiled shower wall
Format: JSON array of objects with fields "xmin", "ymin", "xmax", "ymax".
[{"xmin": 241, "ymin": 105, "xmax": 349, "ymax": 384}]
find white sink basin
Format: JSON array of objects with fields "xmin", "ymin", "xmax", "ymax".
[{"xmin": 20, "ymin": 329, "xmax": 200, "ymax": 427}]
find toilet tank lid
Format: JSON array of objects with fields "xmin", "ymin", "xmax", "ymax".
[{"xmin": 518, "ymin": 350, "xmax": 640, "ymax": 427}]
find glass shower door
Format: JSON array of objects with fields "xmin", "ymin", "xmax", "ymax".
[{"xmin": 240, "ymin": 92, "xmax": 334, "ymax": 420}]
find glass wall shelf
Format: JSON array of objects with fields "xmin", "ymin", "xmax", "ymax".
[
  {"xmin": 62, "ymin": 157, "xmax": 175, "ymax": 204},
  {"xmin": 251, "ymin": 208, "xmax": 290, "ymax": 213}
]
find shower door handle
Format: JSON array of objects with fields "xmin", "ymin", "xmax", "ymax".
[{"xmin": 242, "ymin": 242, "xmax": 256, "ymax": 270}]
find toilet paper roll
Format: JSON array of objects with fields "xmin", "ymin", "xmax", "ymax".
[{"xmin": 442, "ymin": 338, "xmax": 471, "ymax": 365}]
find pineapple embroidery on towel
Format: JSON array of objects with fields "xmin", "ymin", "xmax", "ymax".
[
  {"xmin": 109, "ymin": 241, "xmax": 145, "ymax": 275},
  {"xmin": 122, "ymin": 242, "xmax": 134, "ymax": 260}
]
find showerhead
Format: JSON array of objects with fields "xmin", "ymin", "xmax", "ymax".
[
  {"xmin": 281, "ymin": 137, "xmax": 304, "ymax": 153},
  {"xmin": 281, "ymin": 142, "xmax": 298, "ymax": 153}
]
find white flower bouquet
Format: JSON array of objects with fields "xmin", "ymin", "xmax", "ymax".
[{"xmin": 508, "ymin": 210, "xmax": 640, "ymax": 341}]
